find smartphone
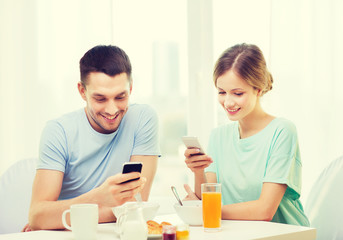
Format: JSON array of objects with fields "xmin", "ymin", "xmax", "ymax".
[
  {"xmin": 121, "ymin": 162, "xmax": 143, "ymax": 184},
  {"xmin": 182, "ymin": 136, "xmax": 205, "ymax": 155}
]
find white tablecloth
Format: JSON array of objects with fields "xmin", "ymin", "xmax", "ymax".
[{"xmin": 0, "ymin": 214, "xmax": 316, "ymax": 240}]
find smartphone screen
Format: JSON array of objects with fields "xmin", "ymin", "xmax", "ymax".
[{"xmin": 121, "ymin": 162, "xmax": 143, "ymax": 184}]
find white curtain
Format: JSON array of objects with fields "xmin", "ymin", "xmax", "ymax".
[
  {"xmin": 268, "ymin": 0, "xmax": 343, "ymax": 202},
  {"xmin": 0, "ymin": 0, "xmax": 113, "ymax": 174}
]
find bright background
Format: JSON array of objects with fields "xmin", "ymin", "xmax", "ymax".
[{"xmin": 1, "ymin": 0, "xmax": 343, "ymax": 208}]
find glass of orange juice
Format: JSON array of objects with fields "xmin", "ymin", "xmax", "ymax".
[{"xmin": 201, "ymin": 183, "xmax": 221, "ymax": 232}]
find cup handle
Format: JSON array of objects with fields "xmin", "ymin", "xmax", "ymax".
[
  {"xmin": 62, "ymin": 209, "xmax": 72, "ymax": 230},
  {"xmin": 115, "ymin": 212, "xmax": 126, "ymax": 235}
]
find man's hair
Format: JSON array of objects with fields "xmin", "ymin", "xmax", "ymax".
[{"xmin": 79, "ymin": 45, "xmax": 132, "ymax": 87}]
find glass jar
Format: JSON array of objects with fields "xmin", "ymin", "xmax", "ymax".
[
  {"xmin": 162, "ymin": 225, "xmax": 176, "ymax": 240},
  {"xmin": 176, "ymin": 224, "xmax": 189, "ymax": 240}
]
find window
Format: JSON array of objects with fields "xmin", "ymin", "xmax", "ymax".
[{"xmin": 113, "ymin": 0, "xmax": 189, "ymax": 197}]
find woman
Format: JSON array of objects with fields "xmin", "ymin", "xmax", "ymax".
[{"xmin": 184, "ymin": 43, "xmax": 309, "ymax": 226}]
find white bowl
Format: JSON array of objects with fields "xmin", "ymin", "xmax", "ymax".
[
  {"xmin": 174, "ymin": 200, "xmax": 203, "ymax": 226},
  {"xmin": 112, "ymin": 201, "xmax": 160, "ymax": 221}
]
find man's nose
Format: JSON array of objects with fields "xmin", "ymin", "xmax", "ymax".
[{"xmin": 105, "ymin": 100, "xmax": 118, "ymax": 115}]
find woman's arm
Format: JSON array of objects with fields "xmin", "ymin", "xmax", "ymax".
[
  {"xmin": 222, "ymin": 182, "xmax": 287, "ymax": 221},
  {"xmin": 183, "ymin": 172, "xmax": 217, "ymax": 200},
  {"xmin": 193, "ymin": 172, "xmax": 217, "ymax": 198},
  {"xmin": 184, "ymin": 148, "xmax": 213, "ymax": 198}
]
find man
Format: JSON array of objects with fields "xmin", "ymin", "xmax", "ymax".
[{"xmin": 28, "ymin": 45, "xmax": 160, "ymax": 230}]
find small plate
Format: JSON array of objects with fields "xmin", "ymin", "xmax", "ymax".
[{"xmin": 148, "ymin": 233, "xmax": 162, "ymax": 239}]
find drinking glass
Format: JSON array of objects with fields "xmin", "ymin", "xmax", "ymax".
[{"xmin": 201, "ymin": 183, "xmax": 221, "ymax": 232}]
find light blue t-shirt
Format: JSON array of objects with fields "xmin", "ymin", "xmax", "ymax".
[
  {"xmin": 38, "ymin": 104, "xmax": 160, "ymax": 200},
  {"xmin": 205, "ymin": 118, "xmax": 309, "ymax": 226}
]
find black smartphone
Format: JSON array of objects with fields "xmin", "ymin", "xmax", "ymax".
[{"xmin": 121, "ymin": 162, "xmax": 143, "ymax": 184}]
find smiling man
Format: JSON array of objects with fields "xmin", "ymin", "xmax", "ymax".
[{"xmin": 27, "ymin": 45, "xmax": 160, "ymax": 230}]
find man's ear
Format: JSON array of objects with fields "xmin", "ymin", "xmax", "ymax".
[{"xmin": 77, "ymin": 82, "xmax": 87, "ymax": 101}]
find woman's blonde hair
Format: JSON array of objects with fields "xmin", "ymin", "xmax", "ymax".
[{"xmin": 213, "ymin": 43, "xmax": 273, "ymax": 96}]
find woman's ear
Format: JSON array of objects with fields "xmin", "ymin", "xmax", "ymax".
[{"xmin": 257, "ymin": 89, "xmax": 262, "ymax": 97}]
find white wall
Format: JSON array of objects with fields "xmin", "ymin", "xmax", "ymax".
[
  {"xmin": 0, "ymin": 0, "xmax": 113, "ymax": 174},
  {"xmin": 1, "ymin": 0, "xmax": 343, "ymax": 206}
]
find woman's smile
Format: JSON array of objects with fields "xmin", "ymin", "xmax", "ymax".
[{"xmin": 226, "ymin": 108, "xmax": 241, "ymax": 115}]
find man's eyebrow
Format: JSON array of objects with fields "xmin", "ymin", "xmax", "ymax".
[
  {"xmin": 92, "ymin": 93, "xmax": 105, "ymax": 97},
  {"xmin": 91, "ymin": 90, "xmax": 128, "ymax": 98},
  {"xmin": 116, "ymin": 91, "xmax": 128, "ymax": 97}
]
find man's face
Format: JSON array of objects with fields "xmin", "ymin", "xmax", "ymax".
[{"xmin": 78, "ymin": 72, "xmax": 132, "ymax": 134}]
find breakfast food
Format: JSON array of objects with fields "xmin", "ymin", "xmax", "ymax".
[
  {"xmin": 147, "ymin": 220, "xmax": 160, "ymax": 234},
  {"xmin": 147, "ymin": 220, "xmax": 172, "ymax": 234}
]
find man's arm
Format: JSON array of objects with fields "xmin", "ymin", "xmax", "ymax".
[
  {"xmin": 29, "ymin": 169, "xmax": 145, "ymax": 230},
  {"xmin": 130, "ymin": 155, "xmax": 158, "ymax": 201}
]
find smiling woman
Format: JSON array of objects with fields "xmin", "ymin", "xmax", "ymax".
[
  {"xmin": 183, "ymin": 43, "xmax": 310, "ymax": 226},
  {"xmin": 216, "ymin": 70, "xmax": 260, "ymax": 123},
  {"xmin": 215, "ymin": 44, "xmax": 273, "ymax": 126}
]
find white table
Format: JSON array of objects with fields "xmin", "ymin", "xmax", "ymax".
[{"xmin": 0, "ymin": 214, "xmax": 316, "ymax": 240}]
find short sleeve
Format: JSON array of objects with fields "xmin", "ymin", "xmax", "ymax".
[
  {"xmin": 131, "ymin": 106, "xmax": 160, "ymax": 156},
  {"xmin": 37, "ymin": 121, "xmax": 68, "ymax": 172},
  {"xmin": 263, "ymin": 121, "xmax": 302, "ymax": 197}
]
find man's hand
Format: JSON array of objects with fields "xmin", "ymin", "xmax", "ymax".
[
  {"xmin": 183, "ymin": 184, "xmax": 200, "ymax": 201},
  {"xmin": 96, "ymin": 172, "xmax": 146, "ymax": 207}
]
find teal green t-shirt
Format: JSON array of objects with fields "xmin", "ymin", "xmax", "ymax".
[{"xmin": 205, "ymin": 118, "xmax": 309, "ymax": 226}]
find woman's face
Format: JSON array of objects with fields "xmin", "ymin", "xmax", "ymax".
[{"xmin": 216, "ymin": 70, "xmax": 260, "ymax": 122}]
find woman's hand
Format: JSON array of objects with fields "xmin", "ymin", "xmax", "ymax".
[
  {"xmin": 22, "ymin": 223, "xmax": 32, "ymax": 232},
  {"xmin": 184, "ymin": 148, "xmax": 213, "ymax": 174},
  {"xmin": 183, "ymin": 184, "xmax": 200, "ymax": 201}
]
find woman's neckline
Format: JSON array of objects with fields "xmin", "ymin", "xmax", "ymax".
[{"xmin": 237, "ymin": 115, "xmax": 277, "ymax": 140}]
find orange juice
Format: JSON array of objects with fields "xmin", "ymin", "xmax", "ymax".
[
  {"xmin": 176, "ymin": 223, "xmax": 189, "ymax": 240},
  {"xmin": 176, "ymin": 230, "xmax": 189, "ymax": 240},
  {"xmin": 202, "ymin": 192, "xmax": 221, "ymax": 229}
]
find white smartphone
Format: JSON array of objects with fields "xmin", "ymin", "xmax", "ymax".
[{"xmin": 182, "ymin": 136, "xmax": 205, "ymax": 155}]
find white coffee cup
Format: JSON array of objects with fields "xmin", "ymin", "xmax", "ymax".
[{"xmin": 62, "ymin": 204, "xmax": 98, "ymax": 240}]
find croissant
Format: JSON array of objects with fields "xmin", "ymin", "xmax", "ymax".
[{"xmin": 147, "ymin": 220, "xmax": 172, "ymax": 234}]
